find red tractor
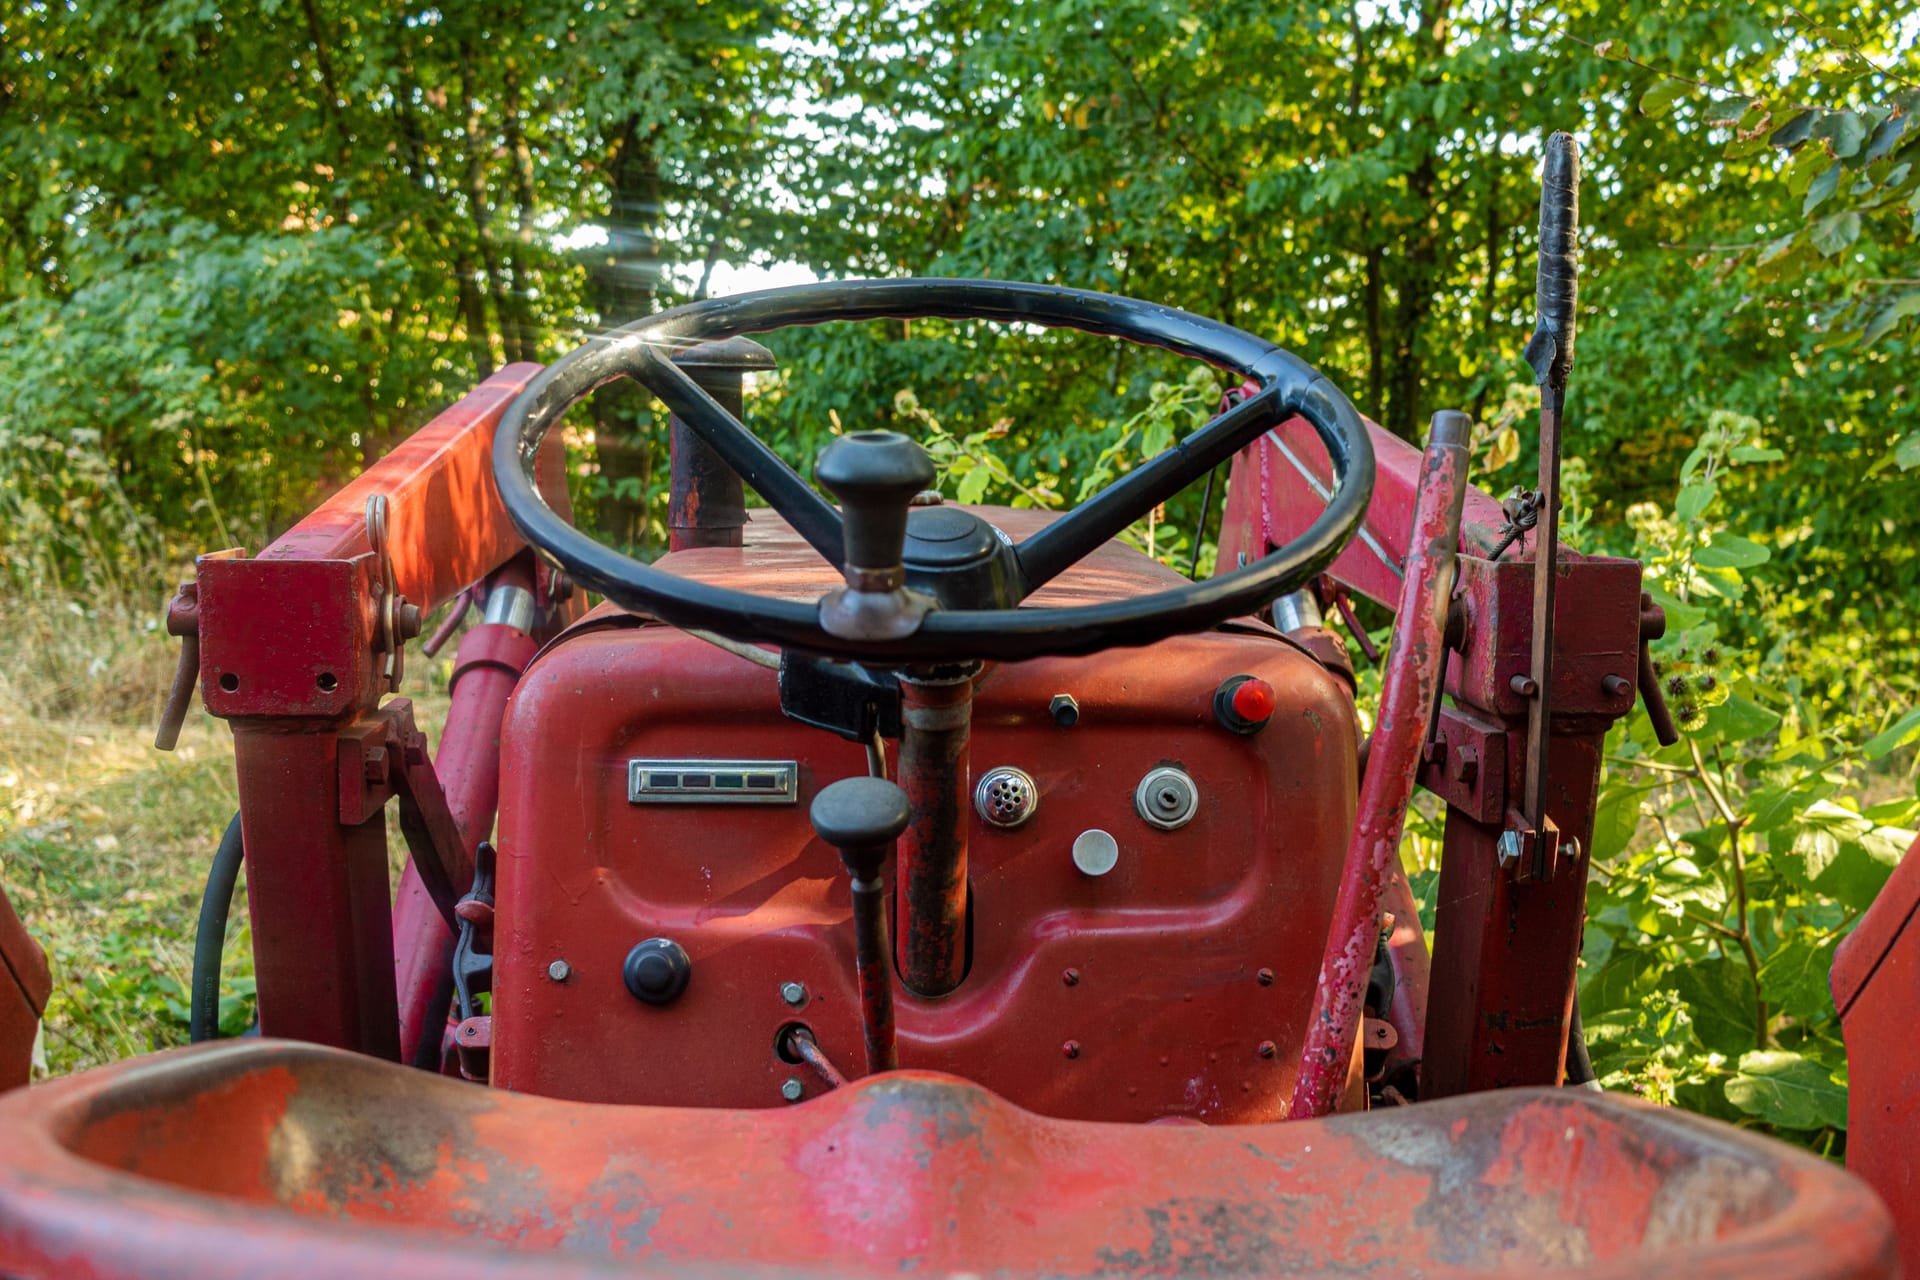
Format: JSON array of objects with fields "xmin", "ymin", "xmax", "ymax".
[{"xmin": 0, "ymin": 134, "xmax": 1908, "ymax": 1278}]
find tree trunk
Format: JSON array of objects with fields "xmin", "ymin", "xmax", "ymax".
[{"xmin": 583, "ymin": 118, "xmax": 665, "ymax": 551}]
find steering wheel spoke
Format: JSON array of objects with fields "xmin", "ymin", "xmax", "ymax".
[
  {"xmin": 1012, "ymin": 383, "xmax": 1289, "ymax": 593},
  {"xmin": 629, "ymin": 342, "xmax": 845, "ymax": 566}
]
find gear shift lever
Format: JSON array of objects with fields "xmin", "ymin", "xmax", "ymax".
[
  {"xmin": 810, "ymin": 775, "xmax": 911, "ymax": 1074},
  {"xmin": 814, "ymin": 431, "xmax": 936, "ymax": 641}
]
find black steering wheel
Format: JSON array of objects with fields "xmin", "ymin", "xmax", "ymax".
[{"xmin": 494, "ymin": 278, "xmax": 1373, "ymax": 664}]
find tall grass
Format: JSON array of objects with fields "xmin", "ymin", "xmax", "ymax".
[{"xmin": 0, "ymin": 437, "xmax": 246, "ymax": 1071}]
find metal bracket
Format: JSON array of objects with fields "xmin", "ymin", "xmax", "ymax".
[
  {"xmin": 337, "ymin": 698, "xmax": 473, "ymax": 928},
  {"xmin": 366, "ymin": 494, "xmax": 424, "ymax": 693}
]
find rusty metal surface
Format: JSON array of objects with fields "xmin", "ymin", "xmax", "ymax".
[
  {"xmin": 896, "ymin": 673, "xmax": 974, "ymax": 997},
  {"xmin": 393, "ymin": 615, "xmax": 540, "ymax": 1068},
  {"xmin": 1292, "ymin": 415, "xmax": 1468, "ymax": 1118},
  {"xmin": 1423, "ymin": 730, "xmax": 1606, "ymax": 1097},
  {"xmin": 257, "ymin": 364, "xmax": 559, "ymax": 611},
  {"xmin": 1221, "ymin": 413, "xmax": 1644, "ymax": 1096},
  {"xmin": 489, "ymin": 520, "xmax": 1358, "ymax": 1118},
  {"xmin": 0, "ymin": 881, "xmax": 48, "ymax": 1091},
  {"xmin": 1835, "ymin": 830, "xmax": 1920, "ymax": 1275},
  {"xmin": 194, "ymin": 368, "xmax": 580, "ymax": 1059},
  {"xmin": 0, "ymin": 1040, "xmax": 1895, "ymax": 1279}
]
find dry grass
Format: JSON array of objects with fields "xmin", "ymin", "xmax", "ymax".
[{"xmin": 0, "ymin": 575, "xmax": 453, "ymax": 1076}]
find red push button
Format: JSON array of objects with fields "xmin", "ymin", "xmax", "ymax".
[{"xmin": 1214, "ymin": 675, "xmax": 1276, "ymax": 735}]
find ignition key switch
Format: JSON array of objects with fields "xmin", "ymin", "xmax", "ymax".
[{"xmin": 1134, "ymin": 766, "xmax": 1199, "ymax": 831}]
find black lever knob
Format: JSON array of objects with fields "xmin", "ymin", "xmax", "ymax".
[
  {"xmin": 814, "ymin": 432, "xmax": 936, "ymax": 641},
  {"xmin": 810, "ymin": 776, "xmax": 909, "ymax": 1074},
  {"xmin": 816, "ymin": 431, "xmax": 936, "ymax": 571},
  {"xmin": 810, "ymin": 776, "xmax": 912, "ymax": 873}
]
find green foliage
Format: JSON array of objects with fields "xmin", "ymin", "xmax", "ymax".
[
  {"xmin": 3, "ymin": 0, "xmax": 1919, "ymax": 1162},
  {"xmin": 1580, "ymin": 416, "xmax": 1916, "ymax": 1153}
]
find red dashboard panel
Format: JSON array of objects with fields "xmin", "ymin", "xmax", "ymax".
[{"xmin": 489, "ymin": 511, "xmax": 1358, "ymax": 1122}]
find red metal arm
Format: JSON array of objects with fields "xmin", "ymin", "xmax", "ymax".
[
  {"xmin": 1291, "ymin": 413, "xmax": 1469, "ymax": 1118},
  {"xmin": 1223, "ymin": 413, "xmax": 1644, "ymax": 1096},
  {"xmin": 189, "ymin": 366, "xmax": 569, "ymax": 1058}
]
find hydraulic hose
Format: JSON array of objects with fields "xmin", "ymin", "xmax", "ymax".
[{"xmin": 189, "ymin": 812, "xmax": 245, "ymax": 1043}]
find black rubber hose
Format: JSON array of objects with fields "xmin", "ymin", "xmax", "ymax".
[
  {"xmin": 1566, "ymin": 998, "xmax": 1597, "ymax": 1085},
  {"xmin": 189, "ymin": 812, "xmax": 245, "ymax": 1043}
]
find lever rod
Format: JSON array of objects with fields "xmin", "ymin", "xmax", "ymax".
[
  {"xmin": 810, "ymin": 776, "xmax": 912, "ymax": 1074},
  {"xmin": 1517, "ymin": 132, "xmax": 1581, "ymax": 853}
]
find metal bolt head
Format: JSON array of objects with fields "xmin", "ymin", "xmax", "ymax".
[
  {"xmin": 780, "ymin": 1077, "xmax": 804, "ymax": 1103},
  {"xmin": 547, "ymin": 959, "xmax": 571, "ymax": 983},
  {"xmin": 1257, "ymin": 1040, "xmax": 1277, "ymax": 1059},
  {"xmin": 1049, "ymin": 693, "xmax": 1080, "ymax": 727},
  {"xmin": 1602, "ymin": 673, "xmax": 1632, "ymax": 697},
  {"xmin": 1496, "ymin": 829, "xmax": 1523, "ymax": 869},
  {"xmin": 1062, "ymin": 1040, "xmax": 1081, "ymax": 1060},
  {"xmin": 1062, "ymin": 968, "xmax": 1080, "ymax": 987},
  {"xmin": 1509, "ymin": 674, "xmax": 1539, "ymax": 697},
  {"xmin": 780, "ymin": 981, "xmax": 808, "ymax": 1008},
  {"xmin": 1256, "ymin": 967, "xmax": 1275, "ymax": 986}
]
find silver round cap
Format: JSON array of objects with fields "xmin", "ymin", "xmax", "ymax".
[
  {"xmin": 975, "ymin": 766, "xmax": 1039, "ymax": 829},
  {"xmin": 1072, "ymin": 828, "xmax": 1121, "ymax": 876}
]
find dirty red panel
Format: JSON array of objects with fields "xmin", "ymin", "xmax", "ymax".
[
  {"xmin": 258, "ymin": 364, "xmax": 554, "ymax": 612},
  {"xmin": 490, "ymin": 507, "xmax": 1355, "ymax": 1122},
  {"xmin": 0, "ymin": 883, "xmax": 49, "ymax": 1092},
  {"xmin": 1835, "ymin": 831, "xmax": 1920, "ymax": 1275},
  {"xmin": 1217, "ymin": 414, "xmax": 1509, "ymax": 613},
  {"xmin": 0, "ymin": 1040, "xmax": 1895, "ymax": 1279}
]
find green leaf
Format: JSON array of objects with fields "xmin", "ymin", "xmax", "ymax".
[
  {"xmin": 1862, "ymin": 112, "xmax": 1907, "ymax": 165},
  {"xmin": 1769, "ymin": 111, "xmax": 1817, "ymax": 149},
  {"xmin": 1810, "ymin": 211, "xmax": 1861, "ymax": 257},
  {"xmin": 1814, "ymin": 110, "xmax": 1867, "ymax": 160},
  {"xmin": 1695, "ymin": 534, "xmax": 1770, "ymax": 569},
  {"xmin": 1640, "ymin": 78, "xmax": 1687, "ymax": 118},
  {"xmin": 1675, "ymin": 481, "xmax": 1717, "ymax": 521},
  {"xmin": 1802, "ymin": 162, "xmax": 1841, "ymax": 214},
  {"xmin": 1864, "ymin": 707, "xmax": 1920, "ymax": 760},
  {"xmin": 955, "ymin": 463, "xmax": 992, "ymax": 505},
  {"xmin": 1752, "ymin": 774, "xmax": 1839, "ymax": 834},
  {"xmin": 1705, "ymin": 95, "xmax": 1752, "ymax": 126},
  {"xmin": 1757, "ymin": 935, "xmax": 1839, "ymax": 1023},
  {"xmin": 1725, "ymin": 1050, "xmax": 1848, "ymax": 1131},
  {"xmin": 1730, "ymin": 444, "xmax": 1785, "ymax": 462},
  {"xmin": 1897, "ymin": 433, "xmax": 1920, "ymax": 471},
  {"xmin": 1703, "ymin": 694, "xmax": 1781, "ymax": 744},
  {"xmin": 1865, "ymin": 292, "xmax": 1920, "ymax": 346},
  {"xmin": 1676, "ymin": 958, "xmax": 1760, "ymax": 1056},
  {"xmin": 1592, "ymin": 786, "xmax": 1643, "ymax": 861}
]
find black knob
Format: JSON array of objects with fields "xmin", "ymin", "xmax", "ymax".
[
  {"xmin": 623, "ymin": 937, "xmax": 691, "ymax": 1005},
  {"xmin": 815, "ymin": 432, "xmax": 936, "ymax": 574},
  {"xmin": 811, "ymin": 776, "xmax": 912, "ymax": 854}
]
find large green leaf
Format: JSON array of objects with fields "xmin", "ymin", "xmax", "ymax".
[
  {"xmin": 1756, "ymin": 935, "xmax": 1839, "ymax": 1023},
  {"xmin": 1674, "ymin": 957, "xmax": 1760, "ymax": 1056},
  {"xmin": 1694, "ymin": 534, "xmax": 1770, "ymax": 569},
  {"xmin": 1725, "ymin": 1050, "xmax": 1849, "ymax": 1131},
  {"xmin": 1810, "ymin": 211, "xmax": 1862, "ymax": 256},
  {"xmin": 1863, "ymin": 707, "xmax": 1920, "ymax": 760}
]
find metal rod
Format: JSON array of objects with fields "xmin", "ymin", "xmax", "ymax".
[
  {"xmin": 1519, "ymin": 132, "xmax": 1581, "ymax": 838},
  {"xmin": 895, "ymin": 671, "xmax": 974, "ymax": 996},
  {"xmin": 1290, "ymin": 410, "xmax": 1471, "ymax": 1120},
  {"xmin": 850, "ymin": 852, "xmax": 899, "ymax": 1073},
  {"xmin": 785, "ymin": 1025, "xmax": 850, "ymax": 1089}
]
